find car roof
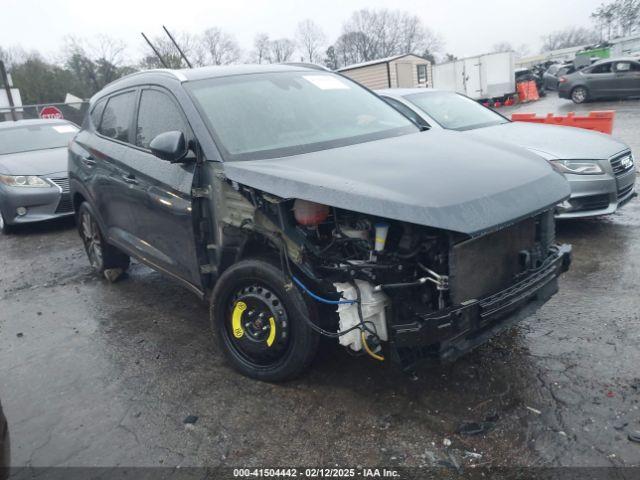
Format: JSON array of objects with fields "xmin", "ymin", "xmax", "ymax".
[
  {"xmin": 0, "ymin": 118, "xmax": 73, "ymax": 130},
  {"xmin": 592, "ymin": 56, "xmax": 640, "ymax": 65},
  {"xmin": 377, "ymin": 88, "xmax": 446, "ymax": 98},
  {"xmin": 94, "ymin": 64, "xmax": 329, "ymax": 102}
]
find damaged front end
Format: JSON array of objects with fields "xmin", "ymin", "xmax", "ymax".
[{"xmin": 214, "ymin": 178, "xmax": 571, "ymax": 372}]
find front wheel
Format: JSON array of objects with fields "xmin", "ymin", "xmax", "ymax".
[
  {"xmin": 210, "ymin": 259, "xmax": 319, "ymax": 382},
  {"xmin": 77, "ymin": 202, "xmax": 130, "ymax": 277},
  {"xmin": 571, "ymin": 86, "xmax": 588, "ymax": 104}
]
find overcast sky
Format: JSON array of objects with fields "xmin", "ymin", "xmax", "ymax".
[{"xmin": 1, "ymin": 0, "xmax": 604, "ymax": 62}]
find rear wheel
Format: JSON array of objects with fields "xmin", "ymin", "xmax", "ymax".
[
  {"xmin": 77, "ymin": 202, "xmax": 130, "ymax": 277},
  {"xmin": 571, "ymin": 86, "xmax": 588, "ymax": 104},
  {"xmin": 210, "ymin": 259, "xmax": 319, "ymax": 382}
]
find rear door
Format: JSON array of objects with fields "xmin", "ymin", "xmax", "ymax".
[
  {"xmin": 613, "ymin": 61, "xmax": 640, "ymax": 95},
  {"xmin": 90, "ymin": 90, "xmax": 140, "ymax": 243},
  {"xmin": 126, "ymin": 86, "xmax": 203, "ymax": 290},
  {"xmin": 584, "ymin": 62, "xmax": 617, "ymax": 96}
]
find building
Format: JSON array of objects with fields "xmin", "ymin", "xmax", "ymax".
[{"xmin": 338, "ymin": 54, "xmax": 432, "ymax": 90}]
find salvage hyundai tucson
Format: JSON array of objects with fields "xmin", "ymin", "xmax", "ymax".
[{"xmin": 69, "ymin": 65, "xmax": 572, "ymax": 381}]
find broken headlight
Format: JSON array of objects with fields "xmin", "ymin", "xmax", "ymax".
[
  {"xmin": 550, "ymin": 160, "xmax": 603, "ymax": 175},
  {"xmin": 0, "ymin": 175, "xmax": 51, "ymax": 188}
]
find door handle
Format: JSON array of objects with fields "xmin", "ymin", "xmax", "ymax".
[
  {"xmin": 81, "ymin": 155, "xmax": 96, "ymax": 166},
  {"xmin": 122, "ymin": 174, "xmax": 138, "ymax": 185}
]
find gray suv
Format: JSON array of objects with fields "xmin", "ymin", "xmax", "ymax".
[
  {"xmin": 69, "ymin": 65, "xmax": 571, "ymax": 381},
  {"xmin": 559, "ymin": 57, "xmax": 640, "ymax": 103}
]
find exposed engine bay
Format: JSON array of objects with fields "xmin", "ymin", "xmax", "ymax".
[{"xmin": 219, "ymin": 180, "xmax": 568, "ymax": 368}]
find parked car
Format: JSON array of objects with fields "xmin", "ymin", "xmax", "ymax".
[
  {"xmin": 378, "ymin": 88, "xmax": 636, "ymax": 218},
  {"xmin": 0, "ymin": 400, "xmax": 8, "ymax": 480},
  {"xmin": 543, "ymin": 63, "xmax": 576, "ymax": 91},
  {"xmin": 0, "ymin": 119, "xmax": 78, "ymax": 233},
  {"xmin": 558, "ymin": 57, "xmax": 640, "ymax": 103},
  {"xmin": 70, "ymin": 65, "xmax": 571, "ymax": 381}
]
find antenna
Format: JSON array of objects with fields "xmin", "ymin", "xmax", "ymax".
[
  {"xmin": 141, "ymin": 32, "xmax": 169, "ymax": 68},
  {"xmin": 162, "ymin": 25, "xmax": 193, "ymax": 68}
]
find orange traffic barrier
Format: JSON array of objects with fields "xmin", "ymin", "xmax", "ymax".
[
  {"xmin": 516, "ymin": 81, "xmax": 539, "ymax": 103},
  {"xmin": 511, "ymin": 111, "xmax": 615, "ymax": 135}
]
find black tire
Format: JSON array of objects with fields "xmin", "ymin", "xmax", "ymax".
[
  {"xmin": 77, "ymin": 202, "xmax": 130, "ymax": 276},
  {"xmin": 571, "ymin": 86, "xmax": 589, "ymax": 104},
  {"xmin": 210, "ymin": 258, "xmax": 319, "ymax": 382},
  {"xmin": 0, "ymin": 211, "xmax": 14, "ymax": 235}
]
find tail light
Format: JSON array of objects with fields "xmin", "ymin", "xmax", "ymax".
[{"xmin": 293, "ymin": 199, "xmax": 330, "ymax": 226}]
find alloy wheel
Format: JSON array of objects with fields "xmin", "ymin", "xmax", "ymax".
[{"xmin": 81, "ymin": 211, "xmax": 103, "ymax": 269}]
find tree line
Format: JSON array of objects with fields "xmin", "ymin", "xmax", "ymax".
[{"xmin": 2, "ymin": 3, "xmax": 638, "ymax": 105}]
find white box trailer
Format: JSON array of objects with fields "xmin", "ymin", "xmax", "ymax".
[{"xmin": 432, "ymin": 52, "xmax": 515, "ymax": 100}]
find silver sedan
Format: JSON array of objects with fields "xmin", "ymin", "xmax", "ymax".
[
  {"xmin": 378, "ymin": 88, "xmax": 636, "ymax": 219},
  {"xmin": 0, "ymin": 119, "xmax": 78, "ymax": 233}
]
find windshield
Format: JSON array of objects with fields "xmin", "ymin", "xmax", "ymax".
[
  {"xmin": 0, "ymin": 123, "xmax": 78, "ymax": 155},
  {"xmin": 405, "ymin": 91, "xmax": 508, "ymax": 131},
  {"xmin": 186, "ymin": 71, "xmax": 417, "ymax": 160}
]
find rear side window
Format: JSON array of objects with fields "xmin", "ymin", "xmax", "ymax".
[
  {"xmin": 135, "ymin": 89, "xmax": 189, "ymax": 149},
  {"xmin": 589, "ymin": 63, "xmax": 612, "ymax": 74},
  {"xmin": 89, "ymin": 98, "xmax": 107, "ymax": 128},
  {"xmin": 99, "ymin": 91, "xmax": 136, "ymax": 143}
]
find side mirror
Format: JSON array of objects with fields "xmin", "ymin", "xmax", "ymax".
[{"xmin": 149, "ymin": 131, "xmax": 189, "ymax": 163}]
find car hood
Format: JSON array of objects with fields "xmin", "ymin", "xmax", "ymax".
[
  {"xmin": 222, "ymin": 130, "xmax": 570, "ymax": 237},
  {"xmin": 0, "ymin": 147, "xmax": 68, "ymax": 176},
  {"xmin": 467, "ymin": 121, "xmax": 628, "ymax": 160}
]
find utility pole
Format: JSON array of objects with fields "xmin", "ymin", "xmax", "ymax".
[
  {"xmin": 141, "ymin": 32, "xmax": 169, "ymax": 68},
  {"xmin": 162, "ymin": 26, "xmax": 193, "ymax": 68},
  {"xmin": 0, "ymin": 60, "xmax": 17, "ymax": 121}
]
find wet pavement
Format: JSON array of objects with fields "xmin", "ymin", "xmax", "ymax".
[{"xmin": 1, "ymin": 96, "xmax": 639, "ymax": 471}]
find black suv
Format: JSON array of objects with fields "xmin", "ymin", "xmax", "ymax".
[{"xmin": 69, "ymin": 65, "xmax": 571, "ymax": 381}]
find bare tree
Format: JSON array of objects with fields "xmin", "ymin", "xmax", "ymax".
[
  {"xmin": 253, "ymin": 33, "xmax": 271, "ymax": 64},
  {"xmin": 269, "ymin": 38, "xmax": 296, "ymax": 63},
  {"xmin": 540, "ymin": 27, "xmax": 599, "ymax": 52},
  {"xmin": 591, "ymin": 2, "xmax": 618, "ymax": 40},
  {"xmin": 202, "ymin": 27, "xmax": 241, "ymax": 65},
  {"xmin": 140, "ymin": 31, "xmax": 205, "ymax": 69},
  {"xmin": 295, "ymin": 19, "xmax": 327, "ymax": 63},
  {"xmin": 332, "ymin": 8, "xmax": 442, "ymax": 68}
]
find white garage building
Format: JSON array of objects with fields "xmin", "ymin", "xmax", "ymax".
[{"xmin": 337, "ymin": 54, "xmax": 432, "ymax": 90}]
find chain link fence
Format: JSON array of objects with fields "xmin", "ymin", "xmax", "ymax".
[{"xmin": 0, "ymin": 102, "xmax": 89, "ymax": 126}]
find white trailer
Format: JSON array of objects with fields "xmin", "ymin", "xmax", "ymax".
[{"xmin": 432, "ymin": 52, "xmax": 515, "ymax": 100}]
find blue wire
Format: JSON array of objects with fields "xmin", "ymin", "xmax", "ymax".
[{"xmin": 291, "ymin": 275, "xmax": 357, "ymax": 305}]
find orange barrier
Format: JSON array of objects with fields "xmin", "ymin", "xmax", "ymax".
[
  {"xmin": 516, "ymin": 81, "xmax": 539, "ymax": 103},
  {"xmin": 511, "ymin": 111, "xmax": 616, "ymax": 135}
]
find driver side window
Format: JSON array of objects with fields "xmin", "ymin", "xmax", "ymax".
[{"xmin": 136, "ymin": 89, "xmax": 189, "ymax": 149}]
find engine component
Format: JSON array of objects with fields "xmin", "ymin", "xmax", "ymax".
[
  {"xmin": 293, "ymin": 199, "xmax": 330, "ymax": 226},
  {"xmin": 334, "ymin": 280, "xmax": 390, "ymax": 352},
  {"xmin": 374, "ymin": 222, "xmax": 389, "ymax": 252}
]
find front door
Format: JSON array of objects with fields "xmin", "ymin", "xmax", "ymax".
[
  {"xmin": 126, "ymin": 87, "xmax": 203, "ymax": 290},
  {"xmin": 613, "ymin": 61, "xmax": 640, "ymax": 96}
]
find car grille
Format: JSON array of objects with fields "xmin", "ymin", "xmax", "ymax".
[
  {"xmin": 571, "ymin": 194, "xmax": 610, "ymax": 212},
  {"xmin": 49, "ymin": 177, "xmax": 70, "ymax": 193},
  {"xmin": 618, "ymin": 184, "xmax": 634, "ymax": 200},
  {"xmin": 610, "ymin": 152, "xmax": 634, "ymax": 177},
  {"xmin": 55, "ymin": 193, "xmax": 74, "ymax": 214}
]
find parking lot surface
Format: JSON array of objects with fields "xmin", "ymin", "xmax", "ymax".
[{"xmin": 1, "ymin": 95, "xmax": 639, "ymax": 471}]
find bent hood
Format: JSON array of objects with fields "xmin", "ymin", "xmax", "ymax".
[
  {"xmin": 223, "ymin": 130, "xmax": 570, "ymax": 237},
  {"xmin": 467, "ymin": 121, "xmax": 628, "ymax": 160},
  {"xmin": 0, "ymin": 147, "xmax": 68, "ymax": 176}
]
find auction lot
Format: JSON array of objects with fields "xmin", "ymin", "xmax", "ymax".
[{"xmin": 1, "ymin": 93, "xmax": 639, "ymax": 471}]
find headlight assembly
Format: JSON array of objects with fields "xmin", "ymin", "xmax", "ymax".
[
  {"xmin": 0, "ymin": 175, "xmax": 51, "ymax": 188},
  {"xmin": 550, "ymin": 160, "xmax": 604, "ymax": 175}
]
